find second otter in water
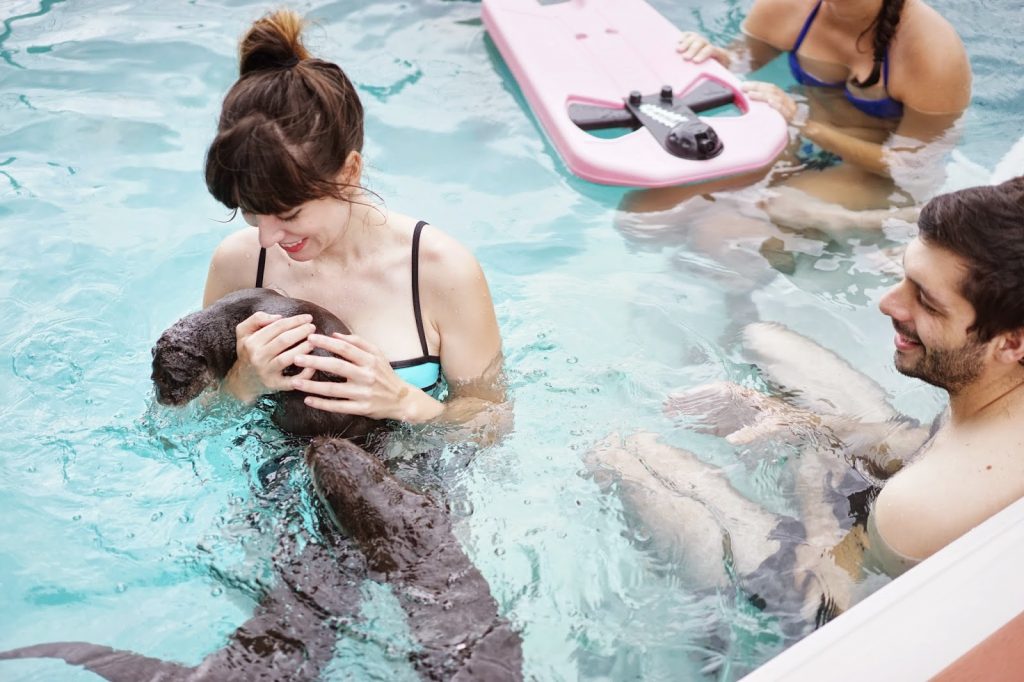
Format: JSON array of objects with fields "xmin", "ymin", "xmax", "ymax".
[{"xmin": 151, "ymin": 288, "xmax": 378, "ymax": 440}]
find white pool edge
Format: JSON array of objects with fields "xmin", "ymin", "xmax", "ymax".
[{"xmin": 740, "ymin": 495, "xmax": 1024, "ymax": 681}]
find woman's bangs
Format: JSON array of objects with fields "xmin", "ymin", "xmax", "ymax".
[{"xmin": 206, "ymin": 121, "xmax": 322, "ymax": 216}]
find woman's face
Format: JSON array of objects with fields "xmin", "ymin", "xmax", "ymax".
[{"xmin": 241, "ymin": 194, "xmax": 353, "ymax": 261}]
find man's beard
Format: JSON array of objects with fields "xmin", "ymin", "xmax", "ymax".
[{"xmin": 893, "ymin": 322, "xmax": 986, "ymax": 394}]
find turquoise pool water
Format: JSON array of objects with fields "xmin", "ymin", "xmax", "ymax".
[{"xmin": 1, "ymin": 0, "xmax": 1021, "ymax": 680}]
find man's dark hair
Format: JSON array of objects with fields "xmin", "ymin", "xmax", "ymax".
[{"xmin": 917, "ymin": 177, "xmax": 1024, "ymax": 343}]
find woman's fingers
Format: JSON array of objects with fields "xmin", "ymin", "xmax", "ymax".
[
  {"xmin": 248, "ymin": 314, "xmax": 313, "ymax": 347},
  {"xmin": 274, "ymin": 339, "xmax": 316, "ymax": 371},
  {"xmin": 302, "ymin": 394, "xmax": 367, "ymax": 416},
  {"xmin": 292, "ymin": 352, "xmax": 357, "ymax": 379},
  {"xmin": 678, "ymin": 33, "xmax": 709, "ymax": 61},
  {"xmin": 307, "ymin": 333, "xmax": 375, "ymax": 366},
  {"xmin": 235, "ymin": 311, "xmax": 282, "ymax": 338},
  {"xmin": 742, "ymin": 82, "xmax": 797, "ymax": 122},
  {"xmin": 693, "ymin": 43, "xmax": 715, "ymax": 64},
  {"xmin": 261, "ymin": 321, "xmax": 317, "ymax": 360}
]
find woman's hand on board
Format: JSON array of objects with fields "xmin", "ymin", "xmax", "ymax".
[
  {"xmin": 292, "ymin": 332, "xmax": 443, "ymax": 423},
  {"xmin": 741, "ymin": 81, "xmax": 802, "ymax": 124},
  {"xmin": 224, "ymin": 312, "xmax": 317, "ymax": 404},
  {"xmin": 677, "ymin": 31, "xmax": 732, "ymax": 66}
]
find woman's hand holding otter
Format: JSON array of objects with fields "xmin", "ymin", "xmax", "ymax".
[
  {"xmin": 292, "ymin": 333, "xmax": 445, "ymax": 423},
  {"xmin": 224, "ymin": 312, "xmax": 318, "ymax": 404}
]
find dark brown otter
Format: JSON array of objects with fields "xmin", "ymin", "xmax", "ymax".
[
  {"xmin": 150, "ymin": 287, "xmax": 379, "ymax": 441},
  {"xmin": 0, "ymin": 439, "xmax": 525, "ymax": 682},
  {"xmin": 0, "ymin": 529, "xmax": 367, "ymax": 681},
  {"xmin": 306, "ymin": 437, "xmax": 524, "ymax": 681}
]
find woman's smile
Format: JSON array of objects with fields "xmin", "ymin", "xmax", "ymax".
[{"xmin": 280, "ymin": 238, "xmax": 308, "ymax": 254}]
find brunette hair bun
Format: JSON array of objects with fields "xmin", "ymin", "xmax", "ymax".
[
  {"xmin": 238, "ymin": 9, "xmax": 311, "ymax": 75},
  {"xmin": 205, "ymin": 9, "xmax": 365, "ymax": 216}
]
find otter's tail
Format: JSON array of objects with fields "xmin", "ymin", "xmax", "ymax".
[{"xmin": 0, "ymin": 641, "xmax": 192, "ymax": 682}]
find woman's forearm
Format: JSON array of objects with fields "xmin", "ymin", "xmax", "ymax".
[
  {"xmin": 404, "ymin": 392, "xmax": 512, "ymax": 447},
  {"xmin": 802, "ymin": 120, "xmax": 890, "ymax": 177}
]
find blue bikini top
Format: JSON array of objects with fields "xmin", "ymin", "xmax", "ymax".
[
  {"xmin": 255, "ymin": 220, "xmax": 443, "ymax": 397},
  {"xmin": 788, "ymin": 0, "xmax": 905, "ymax": 120}
]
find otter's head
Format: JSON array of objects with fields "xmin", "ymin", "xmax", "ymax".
[{"xmin": 151, "ymin": 332, "xmax": 214, "ymax": 406}]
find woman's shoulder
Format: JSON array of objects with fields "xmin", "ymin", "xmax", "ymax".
[
  {"xmin": 896, "ymin": 1, "xmax": 967, "ymax": 62},
  {"xmin": 417, "ymin": 221, "xmax": 484, "ymax": 286},
  {"xmin": 744, "ymin": 0, "xmax": 817, "ymax": 48},
  {"xmin": 203, "ymin": 227, "xmax": 261, "ymax": 306},
  {"xmin": 211, "ymin": 226, "xmax": 260, "ymax": 260},
  {"xmin": 891, "ymin": 1, "xmax": 970, "ymax": 113}
]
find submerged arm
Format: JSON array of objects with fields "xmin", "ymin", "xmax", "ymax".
[
  {"xmin": 799, "ymin": 108, "xmax": 963, "ymax": 179},
  {"xmin": 402, "ymin": 239, "xmax": 511, "ymax": 443}
]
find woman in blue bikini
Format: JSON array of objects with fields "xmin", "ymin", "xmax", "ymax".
[
  {"xmin": 202, "ymin": 10, "xmax": 504, "ymax": 427},
  {"xmin": 676, "ymin": 0, "xmax": 971, "ymax": 223}
]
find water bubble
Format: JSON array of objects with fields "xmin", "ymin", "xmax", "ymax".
[
  {"xmin": 150, "ymin": 511, "xmax": 163, "ymax": 522},
  {"xmin": 11, "ymin": 327, "xmax": 85, "ymax": 391},
  {"xmin": 71, "ymin": 514, "xmax": 81, "ymax": 521},
  {"xmin": 450, "ymin": 498, "xmax": 474, "ymax": 518},
  {"xmin": 494, "ymin": 547, "xmax": 506, "ymax": 557},
  {"xmin": 211, "ymin": 586, "xmax": 223, "ymax": 597},
  {"xmin": 115, "ymin": 583, "xmax": 127, "ymax": 594},
  {"xmin": 566, "ymin": 356, "xmax": 578, "ymax": 364}
]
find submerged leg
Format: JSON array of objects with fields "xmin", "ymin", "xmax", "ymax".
[{"xmin": 586, "ymin": 433, "xmax": 783, "ymax": 589}]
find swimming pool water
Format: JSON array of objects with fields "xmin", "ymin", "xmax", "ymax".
[{"xmin": 1, "ymin": 1, "xmax": 1021, "ymax": 680}]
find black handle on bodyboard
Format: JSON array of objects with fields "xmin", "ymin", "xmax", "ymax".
[
  {"xmin": 624, "ymin": 87, "xmax": 724, "ymax": 160},
  {"xmin": 567, "ymin": 79, "xmax": 735, "ymax": 131}
]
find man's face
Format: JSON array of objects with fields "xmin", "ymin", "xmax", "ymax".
[{"xmin": 878, "ymin": 237, "xmax": 989, "ymax": 394}]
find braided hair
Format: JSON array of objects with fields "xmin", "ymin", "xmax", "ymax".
[{"xmin": 852, "ymin": 0, "xmax": 906, "ymax": 89}]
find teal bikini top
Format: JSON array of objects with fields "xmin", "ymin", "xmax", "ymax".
[
  {"xmin": 255, "ymin": 220, "xmax": 443, "ymax": 398},
  {"xmin": 389, "ymin": 221, "xmax": 442, "ymax": 396}
]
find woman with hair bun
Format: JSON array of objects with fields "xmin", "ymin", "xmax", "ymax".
[
  {"xmin": 627, "ymin": 0, "xmax": 970, "ymax": 231},
  {"xmin": 202, "ymin": 10, "xmax": 504, "ymax": 427}
]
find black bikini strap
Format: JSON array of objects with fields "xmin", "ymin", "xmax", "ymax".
[
  {"xmin": 255, "ymin": 247, "xmax": 267, "ymax": 288},
  {"xmin": 411, "ymin": 221, "xmax": 429, "ymax": 357}
]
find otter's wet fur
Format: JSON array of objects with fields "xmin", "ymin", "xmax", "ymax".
[
  {"xmin": 151, "ymin": 288, "xmax": 378, "ymax": 440},
  {"xmin": 307, "ymin": 437, "xmax": 524, "ymax": 681}
]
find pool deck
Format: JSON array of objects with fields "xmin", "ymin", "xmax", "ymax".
[{"xmin": 740, "ymin": 495, "xmax": 1024, "ymax": 682}]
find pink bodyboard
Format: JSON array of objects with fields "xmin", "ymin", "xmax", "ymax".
[{"xmin": 482, "ymin": 0, "xmax": 789, "ymax": 187}]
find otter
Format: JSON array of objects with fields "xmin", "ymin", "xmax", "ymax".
[
  {"xmin": 0, "ymin": 439, "xmax": 524, "ymax": 681},
  {"xmin": 306, "ymin": 437, "xmax": 524, "ymax": 681},
  {"xmin": 0, "ymin": 529, "xmax": 366, "ymax": 681},
  {"xmin": 0, "ymin": 289, "xmax": 526, "ymax": 680},
  {"xmin": 151, "ymin": 288, "xmax": 378, "ymax": 440}
]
